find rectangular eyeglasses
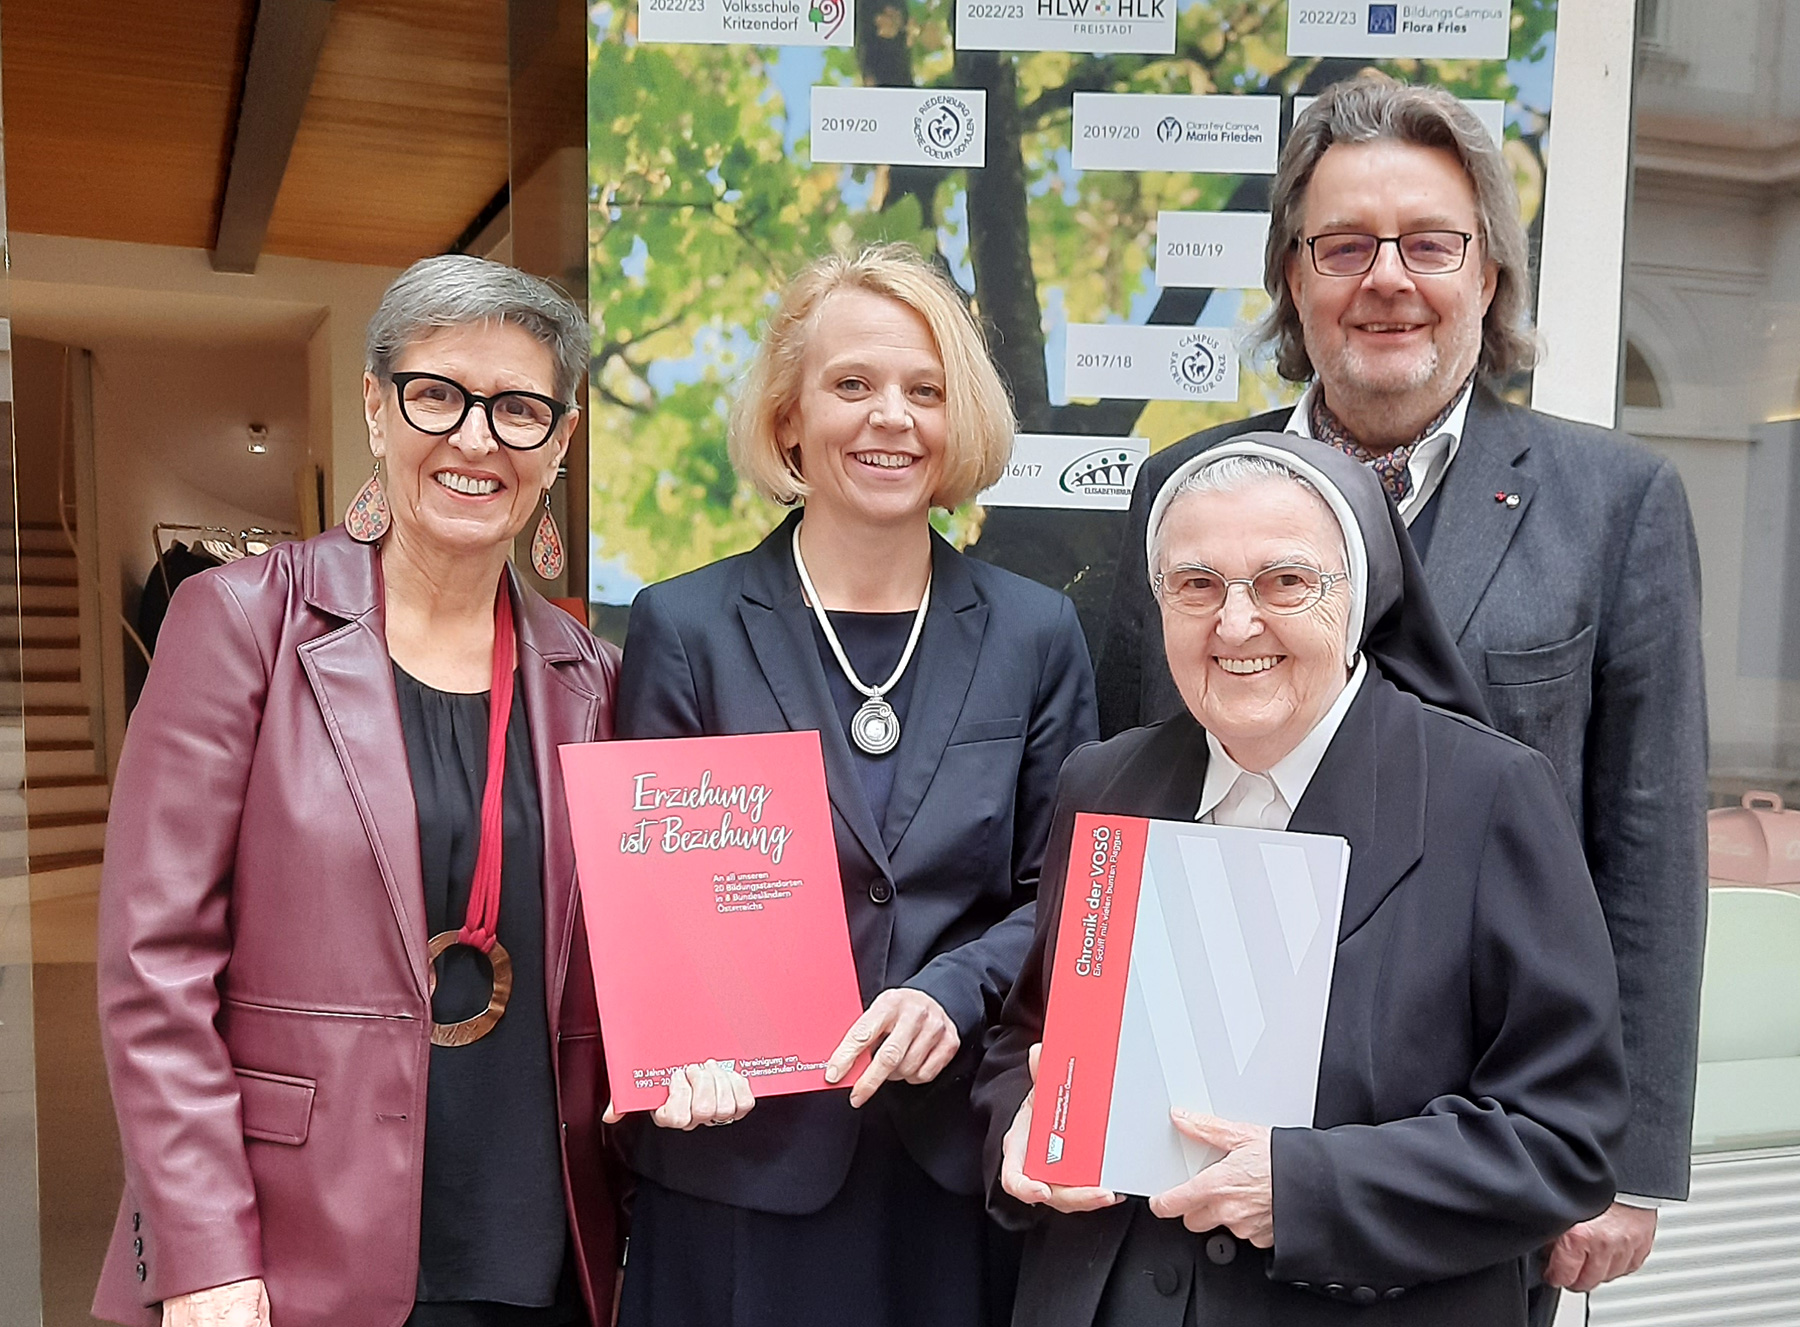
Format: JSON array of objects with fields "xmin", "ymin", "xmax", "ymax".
[{"xmin": 1304, "ymin": 231, "xmax": 1474, "ymax": 278}]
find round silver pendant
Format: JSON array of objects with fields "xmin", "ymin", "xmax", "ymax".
[{"xmin": 852, "ymin": 696, "xmax": 901, "ymax": 756}]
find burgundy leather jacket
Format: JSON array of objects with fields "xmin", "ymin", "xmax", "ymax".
[{"xmin": 93, "ymin": 528, "xmax": 623, "ymax": 1327}]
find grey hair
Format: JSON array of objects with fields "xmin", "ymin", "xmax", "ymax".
[
  {"xmin": 365, "ymin": 254, "xmax": 590, "ymax": 402},
  {"xmin": 1149, "ymin": 454, "xmax": 1339, "ymax": 575},
  {"xmin": 1254, "ymin": 72, "xmax": 1538, "ymax": 383}
]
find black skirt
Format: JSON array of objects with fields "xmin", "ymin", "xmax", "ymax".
[{"xmin": 617, "ymin": 1108, "xmax": 1017, "ymax": 1327}]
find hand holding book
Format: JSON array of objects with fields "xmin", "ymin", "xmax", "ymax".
[
  {"xmin": 824, "ymin": 988, "xmax": 960, "ymax": 1108},
  {"xmin": 602, "ymin": 1059, "xmax": 756, "ymax": 1130},
  {"xmin": 1146, "ymin": 1111, "xmax": 1273, "ymax": 1246},
  {"xmin": 1000, "ymin": 1044, "xmax": 1126, "ymax": 1214}
]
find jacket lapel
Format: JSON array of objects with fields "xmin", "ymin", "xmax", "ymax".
[
  {"xmin": 1287, "ymin": 672, "xmax": 1427, "ymax": 939},
  {"xmin": 737, "ymin": 517, "xmax": 893, "ymax": 883},
  {"xmin": 1104, "ymin": 712, "xmax": 1213, "ymax": 822},
  {"xmin": 1424, "ymin": 387, "xmax": 1538, "ymax": 641},
  {"xmin": 297, "ymin": 532, "xmax": 429, "ymax": 998},
  {"xmin": 881, "ymin": 537, "xmax": 987, "ymax": 854},
  {"xmin": 512, "ymin": 568, "xmax": 602, "ymax": 1019}
]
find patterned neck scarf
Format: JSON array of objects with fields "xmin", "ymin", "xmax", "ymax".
[{"xmin": 1308, "ymin": 375, "xmax": 1473, "ymax": 505}]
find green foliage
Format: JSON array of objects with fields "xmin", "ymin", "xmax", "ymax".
[{"xmin": 589, "ymin": 0, "xmax": 1559, "ymax": 594}]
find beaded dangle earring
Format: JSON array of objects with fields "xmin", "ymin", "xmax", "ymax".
[
  {"xmin": 530, "ymin": 490, "xmax": 565, "ymax": 580},
  {"xmin": 344, "ymin": 458, "xmax": 391, "ymax": 543}
]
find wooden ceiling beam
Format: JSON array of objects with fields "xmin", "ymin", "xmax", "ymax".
[{"xmin": 210, "ymin": 0, "xmax": 338, "ymax": 273}]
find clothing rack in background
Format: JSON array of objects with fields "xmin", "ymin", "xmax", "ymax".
[
  {"xmin": 150, "ymin": 522, "xmax": 300, "ymax": 600},
  {"xmin": 135, "ymin": 523, "xmax": 302, "ymax": 660}
]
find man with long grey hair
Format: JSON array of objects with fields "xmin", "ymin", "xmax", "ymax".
[{"xmin": 1096, "ymin": 73, "xmax": 1706, "ymax": 1323}]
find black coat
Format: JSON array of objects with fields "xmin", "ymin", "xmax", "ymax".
[
  {"xmin": 615, "ymin": 511, "xmax": 1098, "ymax": 1214},
  {"xmin": 972, "ymin": 667, "xmax": 1629, "ymax": 1326},
  {"xmin": 1096, "ymin": 388, "xmax": 1707, "ymax": 1200}
]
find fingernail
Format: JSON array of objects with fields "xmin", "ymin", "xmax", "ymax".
[
  {"xmin": 824, "ymin": 1067, "xmax": 840, "ymax": 1083},
  {"xmin": 1171, "ymin": 1106, "xmax": 1192, "ymax": 1120}
]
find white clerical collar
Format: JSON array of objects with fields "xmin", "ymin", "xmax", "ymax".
[
  {"xmin": 1196, "ymin": 656, "xmax": 1369, "ymax": 824},
  {"xmin": 1284, "ymin": 380, "xmax": 1474, "ymax": 522}
]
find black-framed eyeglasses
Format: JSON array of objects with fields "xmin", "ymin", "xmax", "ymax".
[
  {"xmin": 1153, "ymin": 563, "xmax": 1345, "ymax": 617},
  {"xmin": 388, "ymin": 371, "xmax": 570, "ymax": 451},
  {"xmin": 1303, "ymin": 230, "xmax": 1474, "ymax": 278}
]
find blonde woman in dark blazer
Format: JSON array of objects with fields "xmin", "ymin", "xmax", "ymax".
[{"xmin": 614, "ymin": 244, "xmax": 1097, "ymax": 1327}]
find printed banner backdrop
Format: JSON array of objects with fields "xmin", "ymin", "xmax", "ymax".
[{"xmin": 588, "ymin": 0, "xmax": 1559, "ymax": 639}]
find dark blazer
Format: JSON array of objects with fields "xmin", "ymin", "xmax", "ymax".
[
  {"xmin": 94, "ymin": 529, "xmax": 624, "ymax": 1327},
  {"xmin": 615, "ymin": 511, "xmax": 1097, "ymax": 1213},
  {"xmin": 974, "ymin": 669, "xmax": 1629, "ymax": 1326},
  {"xmin": 1096, "ymin": 385, "xmax": 1707, "ymax": 1200}
]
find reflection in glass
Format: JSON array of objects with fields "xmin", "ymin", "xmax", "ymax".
[
  {"xmin": 0, "ymin": 31, "xmax": 46, "ymax": 1325},
  {"xmin": 1625, "ymin": 0, "xmax": 1800, "ymax": 1163}
]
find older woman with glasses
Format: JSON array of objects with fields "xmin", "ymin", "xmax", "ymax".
[
  {"xmin": 94, "ymin": 255, "xmax": 623, "ymax": 1327},
  {"xmin": 977, "ymin": 434, "xmax": 1630, "ymax": 1327}
]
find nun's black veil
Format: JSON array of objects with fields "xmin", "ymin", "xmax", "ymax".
[{"xmin": 1145, "ymin": 431, "xmax": 1492, "ymax": 725}]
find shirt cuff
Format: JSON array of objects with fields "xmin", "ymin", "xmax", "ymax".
[{"xmin": 1614, "ymin": 1193, "xmax": 1676, "ymax": 1209}]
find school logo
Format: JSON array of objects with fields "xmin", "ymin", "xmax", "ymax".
[
  {"xmin": 1367, "ymin": 3, "xmax": 1397, "ymax": 34},
  {"xmin": 1167, "ymin": 331, "xmax": 1231, "ymax": 397},
  {"xmin": 808, "ymin": 0, "xmax": 846, "ymax": 39},
  {"xmin": 1059, "ymin": 448, "xmax": 1141, "ymax": 500},
  {"xmin": 914, "ymin": 95, "xmax": 978, "ymax": 162},
  {"xmin": 1156, "ymin": 115, "xmax": 1183, "ymax": 144}
]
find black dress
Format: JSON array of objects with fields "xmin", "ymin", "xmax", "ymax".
[
  {"xmin": 617, "ymin": 612, "xmax": 1006, "ymax": 1327},
  {"xmin": 393, "ymin": 665, "xmax": 584, "ymax": 1327}
]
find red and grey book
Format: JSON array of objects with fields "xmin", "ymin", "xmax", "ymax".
[
  {"xmin": 559, "ymin": 730, "xmax": 867, "ymax": 1113},
  {"xmin": 1025, "ymin": 812, "xmax": 1349, "ymax": 1195}
]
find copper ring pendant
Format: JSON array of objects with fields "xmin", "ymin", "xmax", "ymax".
[{"xmin": 426, "ymin": 931, "xmax": 513, "ymax": 1047}]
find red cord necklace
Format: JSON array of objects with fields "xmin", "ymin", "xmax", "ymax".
[{"xmin": 424, "ymin": 578, "xmax": 518, "ymax": 1047}]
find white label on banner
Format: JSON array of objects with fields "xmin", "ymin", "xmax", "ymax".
[
  {"xmin": 980, "ymin": 435, "xmax": 1149, "ymax": 510},
  {"xmin": 1294, "ymin": 93, "xmax": 1504, "ymax": 145},
  {"xmin": 1070, "ymin": 95, "xmax": 1280, "ymax": 174},
  {"xmin": 809, "ymin": 86, "xmax": 987, "ymax": 168},
  {"xmin": 1065, "ymin": 325, "xmax": 1239, "ymax": 402},
  {"xmin": 956, "ymin": 0, "xmax": 1176, "ymax": 55},
  {"xmin": 1286, "ymin": 3, "xmax": 1511, "ymax": 60},
  {"xmin": 1155, "ymin": 212, "xmax": 1271, "ymax": 289},
  {"xmin": 638, "ymin": 0, "xmax": 855, "ymax": 46}
]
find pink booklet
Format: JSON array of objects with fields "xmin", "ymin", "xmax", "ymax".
[{"xmin": 559, "ymin": 730, "xmax": 867, "ymax": 1113}]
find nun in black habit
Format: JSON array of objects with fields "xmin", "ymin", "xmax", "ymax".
[{"xmin": 973, "ymin": 434, "xmax": 1630, "ymax": 1327}]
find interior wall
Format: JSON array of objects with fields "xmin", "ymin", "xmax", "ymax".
[
  {"xmin": 8, "ymin": 232, "xmax": 401, "ymax": 523},
  {"xmin": 7, "ymin": 234, "xmax": 399, "ymax": 773},
  {"xmin": 89, "ymin": 338, "xmax": 306, "ymax": 577},
  {"xmin": 11, "ymin": 336, "xmax": 71, "ymax": 527}
]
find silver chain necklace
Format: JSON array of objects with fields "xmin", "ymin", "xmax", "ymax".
[{"xmin": 792, "ymin": 524, "xmax": 931, "ymax": 756}]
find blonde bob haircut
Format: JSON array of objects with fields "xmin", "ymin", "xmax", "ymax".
[{"xmin": 729, "ymin": 243, "xmax": 1016, "ymax": 510}]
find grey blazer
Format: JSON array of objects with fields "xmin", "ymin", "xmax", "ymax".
[{"xmin": 1096, "ymin": 384, "xmax": 1708, "ymax": 1201}]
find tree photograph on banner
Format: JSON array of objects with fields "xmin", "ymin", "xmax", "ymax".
[{"xmin": 587, "ymin": 0, "xmax": 1559, "ymax": 631}]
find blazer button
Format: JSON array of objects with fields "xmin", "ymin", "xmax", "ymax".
[
  {"xmin": 1205, "ymin": 1233, "xmax": 1236, "ymax": 1265},
  {"xmin": 1352, "ymin": 1286, "xmax": 1377, "ymax": 1305},
  {"xmin": 133, "ymin": 1237, "xmax": 143, "ymax": 1256},
  {"xmin": 1152, "ymin": 1263, "xmax": 1182, "ymax": 1297},
  {"xmin": 132, "ymin": 1212, "xmax": 141, "ymax": 1232},
  {"xmin": 1384, "ymin": 1287, "xmax": 1406, "ymax": 1301},
  {"xmin": 135, "ymin": 1263, "xmax": 146, "ymax": 1283},
  {"xmin": 869, "ymin": 880, "xmax": 894, "ymax": 904},
  {"xmin": 1325, "ymin": 1284, "xmax": 1345, "ymax": 1297}
]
